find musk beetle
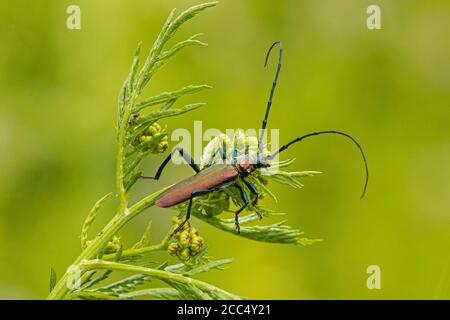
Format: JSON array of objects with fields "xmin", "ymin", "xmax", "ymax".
[{"xmin": 142, "ymin": 41, "xmax": 369, "ymax": 235}]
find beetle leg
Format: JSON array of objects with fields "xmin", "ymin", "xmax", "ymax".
[
  {"xmin": 234, "ymin": 184, "xmax": 249, "ymax": 233},
  {"xmin": 243, "ymin": 180, "xmax": 259, "ymax": 206},
  {"xmin": 206, "ymin": 147, "xmax": 227, "ymax": 167},
  {"xmin": 171, "ymin": 189, "xmax": 211, "ymax": 237},
  {"xmin": 242, "ymin": 179, "xmax": 262, "ymax": 219},
  {"xmin": 141, "ymin": 147, "xmax": 200, "ymax": 180}
]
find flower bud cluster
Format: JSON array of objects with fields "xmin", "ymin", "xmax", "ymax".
[{"xmin": 167, "ymin": 217, "xmax": 204, "ymax": 261}]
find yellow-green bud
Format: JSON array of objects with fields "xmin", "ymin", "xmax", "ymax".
[
  {"xmin": 171, "ymin": 216, "xmax": 183, "ymax": 226},
  {"xmin": 179, "ymin": 230, "xmax": 192, "ymax": 247},
  {"xmin": 190, "ymin": 236, "xmax": 204, "ymax": 252},
  {"xmin": 140, "ymin": 135, "xmax": 151, "ymax": 143},
  {"xmin": 147, "ymin": 123, "xmax": 162, "ymax": 136},
  {"xmin": 158, "ymin": 141, "xmax": 169, "ymax": 152},
  {"xmin": 189, "ymin": 228, "xmax": 199, "ymax": 237},
  {"xmin": 147, "ymin": 127, "xmax": 157, "ymax": 136},
  {"xmin": 179, "ymin": 248, "xmax": 192, "ymax": 261},
  {"xmin": 104, "ymin": 236, "xmax": 121, "ymax": 254},
  {"xmin": 168, "ymin": 242, "xmax": 181, "ymax": 256}
]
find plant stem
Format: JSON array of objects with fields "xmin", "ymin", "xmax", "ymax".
[
  {"xmin": 103, "ymin": 231, "xmax": 172, "ymax": 260},
  {"xmin": 80, "ymin": 260, "xmax": 241, "ymax": 300},
  {"xmin": 116, "ymin": 106, "xmax": 132, "ymax": 216},
  {"xmin": 46, "ymin": 187, "xmax": 169, "ymax": 300}
]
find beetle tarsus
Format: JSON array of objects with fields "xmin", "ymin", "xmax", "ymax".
[
  {"xmin": 235, "ymin": 216, "xmax": 241, "ymax": 233},
  {"xmin": 255, "ymin": 207, "xmax": 263, "ymax": 220},
  {"xmin": 141, "ymin": 175, "xmax": 157, "ymax": 180}
]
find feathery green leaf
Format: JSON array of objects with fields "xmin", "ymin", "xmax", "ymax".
[
  {"xmin": 193, "ymin": 210, "xmax": 319, "ymax": 245},
  {"xmin": 130, "ymin": 103, "xmax": 204, "ymax": 142},
  {"xmin": 119, "ymin": 288, "xmax": 182, "ymax": 300},
  {"xmin": 81, "ymin": 192, "xmax": 112, "ymax": 249},
  {"xmin": 96, "ymin": 274, "xmax": 153, "ymax": 296},
  {"xmin": 167, "ymin": 258, "xmax": 233, "ymax": 276},
  {"xmin": 133, "ymin": 220, "xmax": 153, "ymax": 249},
  {"xmin": 134, "ymin": 84, "xmax": 211, "ymax": 112},
  {"xmin": 49, "ymin": 268, "xmax": 57, "ymax": 293},
  {"xmin": 118, "ymin": 42, "xmax": 142, "ymax": 132}
]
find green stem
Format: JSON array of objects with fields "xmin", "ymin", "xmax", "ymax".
[
  {"xmin": 116, "ymin": 106, "xmax": 132, "ymax": 215},
  {"xmin": 46, "ymin": 187, "xmax": 170, "ymax": 300},
  {"xmin": 116, "ymin": 90, "xmax": 140, "ymax": 216},
  {"xmin": 80, "ymin": 260, "xmax": 241, "ymax": 300},
  {"xmin": 103, "ymin": 231, "xmax": 172, "ymax": 260}
]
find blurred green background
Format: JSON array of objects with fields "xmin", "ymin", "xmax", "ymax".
[{"xmin": 1, "ymin": 0, "xmax": 449, "ymax": 299}]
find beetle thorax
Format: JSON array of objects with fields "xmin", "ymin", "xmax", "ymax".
[{"xmin": 236, "ymin": 158, "xmax": 256, "ymax": 176}]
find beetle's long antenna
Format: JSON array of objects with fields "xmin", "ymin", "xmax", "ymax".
[
  {"xmin": 259, "ymin": 41, "xmax": 282, "ymax": 155},
  {"xmin": 266, "ymin": 130, "xmax": 369, "ymax": 198}
]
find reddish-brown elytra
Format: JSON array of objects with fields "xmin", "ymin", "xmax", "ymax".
[
  {"xmin": 155, "ymin": 164, "xmax": 238, "ymax": 208},
  {"xmin": 142, "ymin": 41, "xmax": 369, "ymax": 236}
]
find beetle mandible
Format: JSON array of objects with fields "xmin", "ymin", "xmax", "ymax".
[{"xmin": 141, "ymin": 41, "xmax": 369, "ymax": 235}]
